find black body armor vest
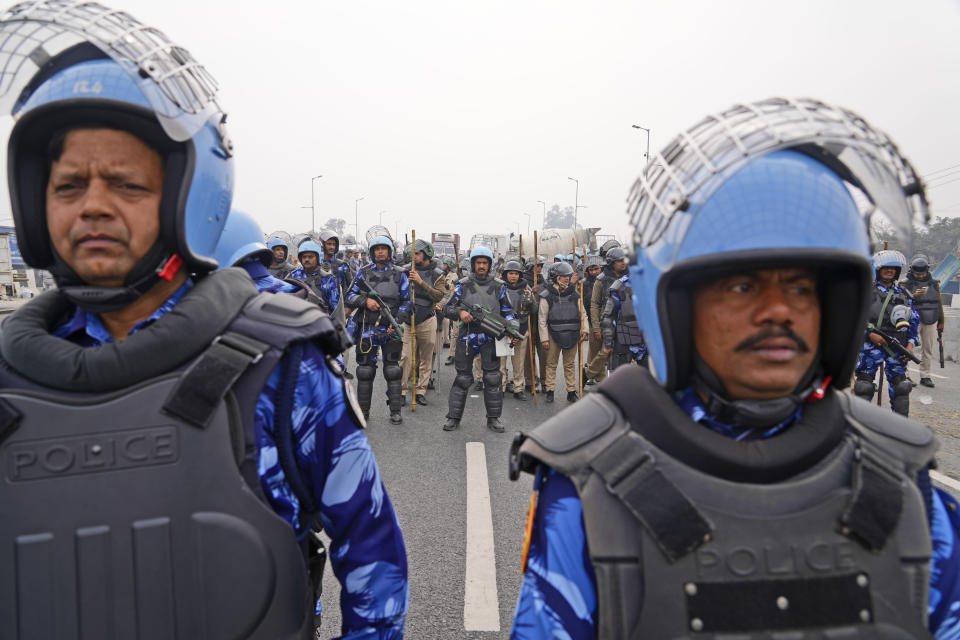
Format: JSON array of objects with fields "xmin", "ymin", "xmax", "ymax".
[
  {"xmin": 504, "ymin": 283, "xmax": 530, "ymax": 335},
  {"xmin": 514, "ymin": 366, "xmax": 936, "ymax": 640},
  {"xmin": 297, "ymin": 268, "xmax": 333, "ymax": 313},
  {"xmin": 582, "ymin": 275, "xmax": 597, "ymax": 325},
  {"xmin": 609, "ymin": 278, "xmax": 644, "ymax": 346},
  {"xmin": 269, "ymin": 261, "xmax": 294, "ymax": 280},
  {"xmin": 0, "ymin": 269, "xmax": 347, "ymax": 640},
  {"xmin": 542, "ymin": 285, "xmax": 581, "ymax": 350},
  {"xmin": 411, "ymin": 260, "xmax": 443, "ymax": 324},
  {"xmin": 357, "ymin": 265, "xmax": 404, "ymax": 327},
  {"xmin": 903, "ymin": 276, "xmax": 942, "ymax": 325},
  {"xmin": 868, "ymin": 283, "xmax": 912, "ymax": 336},
  {"xmin": 458, "ymin": 276, "xmax": 505, "ymax": 334}
]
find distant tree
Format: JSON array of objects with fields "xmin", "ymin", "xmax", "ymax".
[
  {"xmin": 323, "ymin": 217, "xmax": 347, "ymax": 236},
  {"xmin": 342, "ymin": 234, "xmax": 357, "ymax": 245},
  {"xmin": 914, "ymin": 216, "xmax": 960, "ymax": 265},
  {"xmin": 544, "ymin": 204, "xmax": 575, "ymax": 229}
]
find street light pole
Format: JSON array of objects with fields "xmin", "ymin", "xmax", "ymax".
[
  {"xmin": 378, "ymin": 210, "xmax": 387, "ymax": 226},
  {"xmin": 310, "ymin": 175, "xmax": 322, "ymax": 234},
  {"xmin": 355, "ymin": 197, "xmax": 364, "ymax": 243},
  {"xmin": 631, "ymin": 124, "xmax": 651, "ymax": 169},
  {"xmin": 537, "ymin": 200, "xmax": 546, "ymax": 228},
  {"xmin": 567, "ymin": 177, "xmax": 579, "ymax": 229},
  {"xmin": 523, "ymin": 212, "xmax": 531, "ymax": 236}
]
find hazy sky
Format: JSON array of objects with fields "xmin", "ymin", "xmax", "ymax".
[{"xmin": 2, "ymin": 0, "xmax": 959, "ymax": 246}]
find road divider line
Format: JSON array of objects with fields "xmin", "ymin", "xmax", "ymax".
[
  {"xmin": 932, "ymin": 470, "xmax": 960, "ymax": 496},
  {"xmin": 464, "ymin": 441, "xmax": 500, "ymax": 632}
]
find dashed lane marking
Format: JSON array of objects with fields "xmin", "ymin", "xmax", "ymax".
[
  {"xmin": 932, "ymin": 470, "xmax": 960, "ymax": 496},
  {"xmin": 464, "ymin": 441, "xmax": 501, "ymax": 631}
]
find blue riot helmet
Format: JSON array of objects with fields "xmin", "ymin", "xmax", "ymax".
[
  {"xmin": 553, "ymin": 253, "xmax": 564, "ymax": 263},
  {"xmin": 628, "ymin": 97, "xmax": 929, "ymax": 391},
  {"xmin": 298, "ymin": 240, "xmax": 324, "ymax": 262},
  {"xmin": 469, "ymin": 246, "xmax": 494, "ymax": 272},
  {"xmin": 873, "ymin": 250, "xmax": 907, "ymax": 280},
  {"xmin": 369, "ymin": 235, "xmax": 394, "ymax": 260},
  {"xmin": 2, "ymin": 6, "xmax": 232, "ymax": 312},
  {"xmin": 267, "ymin": 237, "xmax": 289, "ymax": 261},
  {"xmin": 214, "ymin": 210, "xmax": 272, "ymax": 269}
]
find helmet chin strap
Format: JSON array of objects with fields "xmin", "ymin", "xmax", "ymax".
[
  {"xmin": 52, "ymin": 242, "xmax": 182, "ymax": 314},
  {"xmin": 690, "ymin": 354, "xmax": 824, "ymax": 430}
]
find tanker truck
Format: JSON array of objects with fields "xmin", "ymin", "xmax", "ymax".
[{"xmin": 513, "ymin": 226, "xmax": 601, "ymax": 261}]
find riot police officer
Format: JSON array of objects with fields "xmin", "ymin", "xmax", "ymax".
[
  {"xmin": 580, "ymin": 255, "xmax": 605, "ymax": 385},
  {"xmin": 0, "ymin": 6, "xmax": 407, "ymax": 638},
  {"xmin": 523, "ymin": 254, "xmax": 549, "ymax": 393},
  {"xmin": 853, "ymin": 250, "xmax": 919, "ymax": 415},
  {"xmin": 400, "ymin": 239, "xmax": 447, "ymax": 405},
  {"xmin": 345, "ymin": 235, "xmax": 410, "ymax": 424},
  {"xmin": 443, "ymin": 247, "xmax": 518, "ymax": 432},
  {"xmin": 903, "ymin": 255, "xmax": 946, "ymax": 387},
  {"xmin": 510, "ymin": 97, "xmax": 959, "ymax": 638},
  {"xmin": 267, "ymin": 236, "xmax": 295, "ymax": 279},
  {"xmin": 290, "ymin": 240, "xmax": 339, "ymax": 314},
  {"xmin": 585, "ymin": 247, "xmax": 628, "ymax": 381},
  {"xmin": 538, "ymin": 261, "xmax": 588, "ymax": 402},
  {"xmin": 601, "ymin": 270, "xmax": 648, "ymax": 369},
  {"xmin": 501, "ymin": 260, "xmax": 537, "ymax": 400},
  {"xmin": 318, "ymin": 229, "xmax": 353, "ymax": 291}
]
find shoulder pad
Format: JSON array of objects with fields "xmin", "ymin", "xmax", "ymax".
[
  {"xmin": 457, "ymin": 276, "xmax": 472, "ymax": 285},
  {"xmin": 231, "ymin": 292, "xmax": 347, "ymax": 356},
  {"xmin": 515, "ymin": 394, "xmax": 625, "ymax": 477},
  {"xmin": 494, "ymin": 277, "xmax": 505, "ymax": 285},
  {"xmin": 609, "ymin": 279, "xmax": 625, "ymax": 292},
  {"xmin": 837, "ymin": 392, "xmax": 939, "ymax": 471}
]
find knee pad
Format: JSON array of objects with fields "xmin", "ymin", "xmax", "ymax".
[
  {"xmin": 454, "ymin": 372, "xmax": 473, "ymax": 390},
  {"xmin": 356, "ymin": 365, "xmax": 377, "ymax": 382},
  {"xmin": 853, "ymin": 375, "xmax": 875, "ymax": 400},
  {"xmin": 383, "ymin": 362, "xmax": 402, "ymax": 381},
  {"xmin": 892, "ymin": 375, "xmax": 912, "ymax": 397},
  {"xmin": 483, "ymin": 369, "xmax": 501, "ymax": 387}
]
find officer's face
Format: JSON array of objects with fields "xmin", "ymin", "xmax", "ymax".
[
  {"xmin": 557, "ymin": 275, "xmax": 571, "ymax": 288},
  {"xmin": 692, "ymin": 267, "xmax": 820, "ymax": 400},
  {"xmin": 324, "ymin": 239, "xmax": 337, "ymax": 255},
  {"xmin": 506, "ymin": 271, "xmax": 520, "ymax": 284},
  {"xmin": 373, "ymin": 246, "xmax": 390, "ymax": 263},
  {"xmin": 878, "ymin": 266, "xmax": 898, "ymax": 281},
  {"xmin": 587, "ymin": 265, "xmax": 602, "ymax": 277},
  {"xmin": 300, "ymin": 251, "xmax": 319, "ymax": 270},
  {"xmin": 273, "ymin": 246, "xmax": 287, "ymax": 262},
  {"xmin": 613, "ymin": 259, "xmax": 627, "ymax": 274},
  {"xmin": 415, "ymin": 250, "xmax": 428, "ymax": 266},
  {"xmin": 474, "ymin": 258, "xmax": 491, "ymax": 277},
  {"xmin": 46, "ymin": 129, "xmax": 164, "ymax": 288}
]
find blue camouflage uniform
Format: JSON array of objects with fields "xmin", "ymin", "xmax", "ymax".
[
  {"xmin": 244, "ymin": 260, "xmax": 301, "ymax": 295},
  {"xmin": 345, "ymin": 263, "xmax": 411, "ymax": 358},
  {"xmin": 53, "ymin": 279, "xmax": 409, "ymax": 639},
  {"xmin": 510, "ymin": 391, "xmax": 960, "ymax": 640},
  {"xmin": 448, "ymin": 280, "xmax": 517, "ymax": 354},
  {"xmin": 607, "ymin": 274, "xmax": 647, "ymax": 363},
  {"xmin": 290, "ymin": 264, "xmax": 342, "ymax": 313},
  {"xmin": 855, "ymin": 280, "xmax": 920, "ymax": 403}
]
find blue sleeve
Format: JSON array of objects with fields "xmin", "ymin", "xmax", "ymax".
[
  {"xmin": 324, "ymin": 275, "xmax": 340, "ymax": 311},
  {"xmin": 929, "ymin": 488, "xmax": 960, "ymax": 638},
  {"xmin": 397, "ymin": 273, "xmax": 410, "ymax": 316},
  {"xmin": 511, "ymin": 469, "xmax": 597, "ymax": 639},
  {"xmin": 289, "ymin": 266, "xmax": 305, "ymax": 279},
  {"xmin": 610, "ymin": 289, "xmax": 621, "ymax": 316},
  {"xmin": 909, "ymin": 302, "xmax": 921, "ymax": 346},
  {"xmin": 346, "ymin": 269, "xmax": 366, "ymax": 308},
  {"xmin": 259, "ymin": 344, "xmax": 408, "ymax": 638},
  {"xmin": 500, "ymin": 284, "xmax": 516, "ymax": 322}
]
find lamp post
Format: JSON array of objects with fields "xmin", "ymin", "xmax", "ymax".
[
  {"xmin": 378, "ymin": 210, "xmax": 387, "ymax": 226},
  {"xmin": 537, "ymin": 200, "xmax": 546, "ymax": 228},
  {"xmin": 310, "ymin": 175, "xmax": 322, "ymax": 233},
  {"xmin": 631, "ymin": 124, "xmax": 651, "ymax": 169},
  {"xmin": 567, "ymin": 177, "xmax": 579, "ymax": 229},
  {"xmin": 355, "ymin": 196, "xmax": 364, "ymax": 243},
  {"xmin": 523, "ymin": 212, "xmax": 531, "ymax": 236}
]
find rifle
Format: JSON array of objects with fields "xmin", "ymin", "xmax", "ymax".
[
  {"xmin": 460, "ymin": 303, "xmax": 523, "ymax": 341},
  {"xmin": 939, "ymin": 327, "xmax": 945, "ymax": 369},
  {"xmin": 869, "ymin": 326, "xmax": 921, "ymax": 364},
  {"xmin": 531, "ymin": 231, "xmax": 539, "ymax": 403},
  {"xmin": 355, "ymin": 278, "xmax": 404, "ymax": 340}
]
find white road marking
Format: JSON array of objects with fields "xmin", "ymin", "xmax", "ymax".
[
  {"xmin": 464, "ymin": 441, "xmax": 500, "ymax": 631},
  {"xmin": 907, "ymin": 367, "xmax": 949, "ymax": 380},
  {"xmin": 932, "ymin": 470, "xmax": 960, "ymax": 496}
]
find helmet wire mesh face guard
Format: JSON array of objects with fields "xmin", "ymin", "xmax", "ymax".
[
  {"xmin": 627, "ymin": 97, "xmax": 929, "ymax": 392},
  {"xmin": 0, "ymin": 0, "xmax": 227, "ymax": 145}
]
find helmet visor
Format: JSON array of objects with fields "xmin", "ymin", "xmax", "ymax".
[{"xmin": 0, "ymin": 1, "xmax": 222, "ymax": 141}]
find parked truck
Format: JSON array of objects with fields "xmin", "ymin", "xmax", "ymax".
[{"xmin": 432, "ymin": 232, "xmax": 460, "ymax": 262}]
